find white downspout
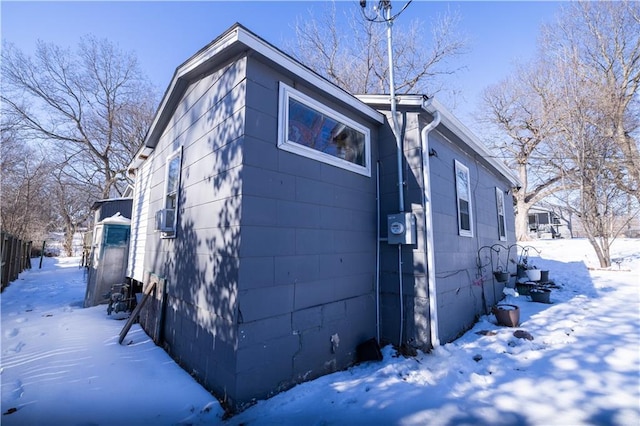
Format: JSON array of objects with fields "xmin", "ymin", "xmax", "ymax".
[{"xmin": 420, "ymin": 100, "xmax": 441, "ymax": 348}]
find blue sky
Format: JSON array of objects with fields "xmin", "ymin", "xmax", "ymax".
[{"xmin": 1, "ymin": 1, "xmax": 563, "ymax": 126}]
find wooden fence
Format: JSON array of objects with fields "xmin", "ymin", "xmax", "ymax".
[{"xmin": 1, "ymin": 231, "xmax": 32, "ymax": 292}]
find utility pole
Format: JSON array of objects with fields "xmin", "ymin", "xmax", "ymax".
[{"xmin": 360, "ymin": 0, "xmax": 412, "ymax": 212}]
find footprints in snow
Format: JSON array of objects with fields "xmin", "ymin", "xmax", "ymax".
[{"xmin": 4, "ymin": 328, "xmax": 19, "ymax": 338}]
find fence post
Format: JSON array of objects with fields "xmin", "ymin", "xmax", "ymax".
[
  {"xmin": 0, "ymin": 232, "xmax": 33, "ymax": 291},
  {"xmin": 9, "ymin": 235, "xmax": 18, "ymax": 283},
  {"xmin": 39, "ymin": 241, "xmax": 46, "ymax": 269},
  {"xmin": 1, "ymin": 232, "xmax": 7, "ymax": 290}
]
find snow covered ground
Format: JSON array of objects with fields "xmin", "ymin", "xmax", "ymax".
[{"xmin": 2, "ymin": 238, "xmax": 639, "ymax": 425}]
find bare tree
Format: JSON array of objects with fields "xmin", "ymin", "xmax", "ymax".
[
  {"xmin": 481, "ymin": 61, "xmax": 567, "ymax": 240},
  {"xmin": 1, "ymin": 36, "xmax": 158, "ymax": 199},
  {"xmin": 554, "ymin": 92, "xmax": 635, "ymax": 267},
  {"xmin": 541, "ymin": 0, "xmax": 640, "ymax": 199},
  {"xmin": 0, "ymin": 119, "xmax": 54, "ymax": 243},
  {"xmin": 543, "ymin": 2, "xmax": 640, "ymax": 267},
  {"xmin": 48, "ymin": 168, "xmax": 94, "ymax": 257},
  {"xmin": 481, "ymin": 1, "xmax": 639, "ymax": 264},
  {"xmin": 287, "ymin": 1, "xmax": 467, "ymax": 96}
]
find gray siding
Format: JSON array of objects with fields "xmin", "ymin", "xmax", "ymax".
[
  {"xmin": 143, "ymin": 57, "xmax": 248, "ymax": 400},
  {"xmin": 139, "ymin": 53, "xmax": 380, "ymax": 410},
  {"xmin": 93, "ymin": 199, "xmax": 133, "ymax": 222},
  {"xmin": 427, "ymin": 126, "xmax": 516, "ymax": 342},
  {"xmin": 377, "ymin": 107, "xmax": 516, "ymax": 350},
  {"xmin": 233, "ymin": 57, "xmax": 378, "ymax": 406},
  {"xmin": 128, "ymin": 161, "xmax": 152, "ymax": 282}
]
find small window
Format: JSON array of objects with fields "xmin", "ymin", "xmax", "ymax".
[
  {"xmin": 538, "ymin": 212, "xmax": 550, "ymax": 225},
  {"xmin": 161, "ymin": 147, "xmax": 182, "ymax": 237},
  {"xmin": 278, "ymin": 82, "xmax": 370, "ymax": 176},
  {"xmin": 496, "ymin": 187, "xmax": 507, "ymax": 241},
  {"xmin": 455, "ymin": 160, "xmax": 473, "ymax": 237}
]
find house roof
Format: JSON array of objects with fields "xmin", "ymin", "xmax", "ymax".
[
  {"xmin": 356, "ymin": 94, "xmax": 521, "ymax": 187},
  {"xmin": 90, "ymin": 197, "xmax": 133, "ymax": 211},
  {"xmin": 129, "ymin": 23, "xmax": 384, "ymax": 172}
]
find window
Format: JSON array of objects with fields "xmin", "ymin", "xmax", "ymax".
[
  {"xmin": 538, "ymin": 212, "xmax": 550, "ymax": 225},
  {"xmin": 278, "ymin": 82, "xmax": 371, "ymax": 176},
  {"xmin": 496, "ymin": 187, "xmax": 507, "ymax": 241},
  {"xmin": 455, "ymin": 160, "xmax": 473, "ymax": 237},
  {"xmin": 159, "ymin": 147, "xmax": 182, "ymax": 237}
]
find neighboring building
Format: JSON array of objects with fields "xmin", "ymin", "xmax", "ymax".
[
  {"xmin": 84, "ymin": 214, "xmax": 131, "ymax": 308},
  {"xmin": 83, "ymin": 197, "xmax": 133, "ymax": 268},
  {"xmin": 125, "ymin": 23, "xmax": 519, "ymax": 412},
  {"xmin": 527, "ymin": 207, "xmax": 571, "ymax": 239},
  {"xmin": 90, "ymin": 198, "xmax": 133, "ymax": 223}
]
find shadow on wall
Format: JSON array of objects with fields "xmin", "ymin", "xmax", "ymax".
[{"xmin": 148, "ymin": 61, "xmax": 245, "ymax": 402}]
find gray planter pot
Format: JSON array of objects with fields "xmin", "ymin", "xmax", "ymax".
[
  {"xmin": 530, "ymin": 288, "xmax": 551, "ymax": 304},
  {"xmin": 494, "ymin": 271, "xmax": 509, "ymax": 282}
]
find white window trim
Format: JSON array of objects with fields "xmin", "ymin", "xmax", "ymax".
[
  {"xmin": 454, "ymin": 160, "xmax": 473, "ymax": 237},
  {"xmin": 160, "ymin": 146, "xmax": 182, "ymax": 238},
  {"xmin": 496, "ymin": 187, "xmax": 507, "ymax": 241},
  {"xmin": 277, "ymin": 82, "xmax": 371, "ymax": 177}
]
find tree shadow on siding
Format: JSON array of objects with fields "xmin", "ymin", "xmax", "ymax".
[{"xmin": 148, "ymin": 59, "xmax": 246, "ymax": 404}]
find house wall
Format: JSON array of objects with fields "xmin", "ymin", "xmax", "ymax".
[
  {"xmin": 136, "ymin": 53, "xmax": 380, "ymax": 410},
  {"xmin": 426, "ymin": 124, "xmax": 516, "ymax": 342},
  {"xmin": 141, "ymin": 55, "xmax": 249, "ymax": 401},
  {"xmin": 377, "ymin": 107, "xmax": 432, "ymax": 351},
  {"xmin": 233, "ymin": 57, "xmax": 379, "ymax": 407},
  {"xmin": 377, "ymin": 107, "xmax": 516, "ymax": 349}
]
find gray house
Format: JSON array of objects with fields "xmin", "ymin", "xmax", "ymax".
[{"xmin": 126, "ymin": 23, "xmax": 519, "ymax": 412}]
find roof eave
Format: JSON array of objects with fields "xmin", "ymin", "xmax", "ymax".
[
  {"xmin": 422, "ymin": 98, "xmax": 521, "ymax": 187},
  {"xmin": 133, "ymin": 23, "xmax": 384, "ymax": 170},
  {"xmin": 357, "ymin": 94, "xmax": 521, "ymax": 188}
]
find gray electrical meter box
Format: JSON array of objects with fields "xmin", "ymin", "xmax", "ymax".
[{"xmin": 387, "ymin": 212, "xmax": 417, "ymax": 245}]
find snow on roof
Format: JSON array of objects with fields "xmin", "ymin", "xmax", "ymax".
[{"xmin": 98, "ymin": 212, "xmax": 131, "ymax": 226}]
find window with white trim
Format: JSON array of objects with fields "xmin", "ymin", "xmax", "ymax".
[
  {"xmin": 496, "ymin": 187, "xmax": 507, "ymax": 241},
  {"xmin": 158, "ymin": 147, "xmax": 182, "ymax": 237},
  {"xmin": 278, "ymin": 82, "xmax": 371, "ymax": 176},
  {"xmin": 455, "ymin": 160, "xmax": 473, "ymax": 237}
]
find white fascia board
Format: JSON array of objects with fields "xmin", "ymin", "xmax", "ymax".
[
  {"xmin": 422, "ymin": 98, "xmax": 520, "ymax": 187},
  {"xmin": 235, "ymin": 28, "xmax": 384, "ymax": 124},
  {"xmin": 128, "ymin": 145, "xmax": 154, "ymax": 174}
]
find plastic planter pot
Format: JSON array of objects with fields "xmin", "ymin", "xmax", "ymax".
[
  {"xmin": 526, "ymin": 269, "xmax": 542, "ymax": 281},
  {"xmin": 492, "ymin": 304, "xmax": 520, "ymax": 327},
  {"xmin": 530, "ymin": 288, "xmax": 551, "ymax": 304}
]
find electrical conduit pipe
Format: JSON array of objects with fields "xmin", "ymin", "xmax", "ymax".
[{"xmin": 384, "ymin": 6, "xmax": 406, "ymax": 348}]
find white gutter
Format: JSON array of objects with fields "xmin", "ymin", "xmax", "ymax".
[{"xmin": 420, "ymin": 98, "xmax": 441, "ymax": 348}]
